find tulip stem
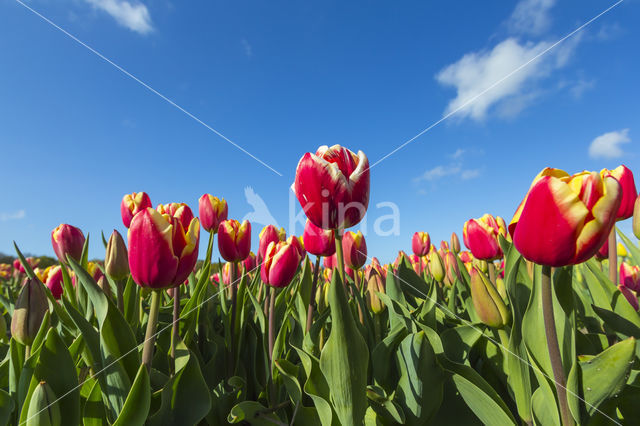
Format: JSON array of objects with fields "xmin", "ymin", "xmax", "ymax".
[
  {"xmin": 306, "ymin": 256, "xmax": 321, "ymax": 333},
  {"xmin": 541, "ymin": 265, "xmax": 574, "ymax": 426},
  {"xmin": 334, "ymin": 232, "xmax": 347, "ymax": 292},
  {"xmin": 608, "ymin": 228, "xmax": 617, "ymax": 285},
  {"xmin": 230, "ymin": 262, "xmax": 238, "ymax": 376},
  {"xmin": 25, "ymin": 345, "xmax": 30, "ymax": 360},
  {"xmin": 170, "ymin": 286, "xmax": 180, "ymax": 375},
  {"xmin": 268, "ymin": 286, "xmax": 277, "ymax": 362},
  {"xmin": 142, "ymin": 290, "xmax": 161, "ymax": 371},
  {"xmin": 205, "ymin": 231, "xmax": 215, "ymax": 266},
  {"xmin": 487, "ymin": 262, "xmax": 496, "ymax": 284},
  {"xmin": 116, "ymin": 280, "xmax": 125, "ymax": 314}
]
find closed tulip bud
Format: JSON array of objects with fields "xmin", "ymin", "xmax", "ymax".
[
  {"xmin": 105, "ymin": 230, "xmax": 129, "ymax": 281},
  {"xmin": 302, "ymin": 220, "xmax": 336, "ymax": 257},
  {"xmin": 198, "ymin": 194, "xmax": 228, "ymax": 233},
  {"xmin": 428, "ymin": 250, "xmax": 445, "ymax": 282},
  {"xmin": 617, "ymin": 242, "xmax": 628, "ymax": 258},
  {"xmin": 97, "ymin": 276, "xmax": 112, "ymax": 299},
  {"xmin": 27, "ymin": 381, "xmax": 61, "ymax": 426},
  {"xmin": 218, "ymin": 220, "xmax": 251, "ymax": 262},
  {"xmin": 618, "ymin": 285, "xmax": 639, "ymax": 311},
  {"xmin": 451, "ymin": 232, "xmax": 461, "ymax": 253},
  {"xmin": 495, "ymin": 277, "xmax": 507, "ymax": 300},
  {"xmin": 473, "ymin": 259, "xmax": 487, "ymax": 274},
  {"xmin": 11, "ymin": 278, "xmax": 49, "ymax": 346},
  {"xmin": 620, "ymin": 262, "xmax": 640, "ymax": 292},
  {"xmin": 51, "ymin": 224, "xmax": 85, "ymax": 264},
  {"xmin": 365, "ymin": 266, "xmax": 386, "ymax": 314},
  {"xmin": 509, "ymin": 168, "xmax": 622, "ymax": 267},
  {"xmin": 411, "ymin": 232, "xmax": 430, "ymax": 257},
  {"xmin": 121, "ymin": 192, "xmax": 152, "ymax": 228},
  {"xmin": 222, "ymin": 262, "xmax": 241, "ymax": 286},
  {"xmin": 261, "ymin": 240, "xmax": 302, "ymax": 288},
  {"xmin": 444, "ymin": 251, "xmax": 461, "ymax": 286},
  {"xmin": 440, "ymin": 241, "xmax": 450, "ymax": 252},
  {"xmin": 470, "ymin": 267, "xmax": 511, "ymax": 328},
  {"xmin": 43, "ymin": 266, "xmax": 63, "ymax": 300},
  {"xmin": 242, "ymin": 252, "xmax": 257, "ymax": 272},
  {"xmin": 316, "ymin": 281, "xmax": 330, "ymax": 313},
  {"xmin": 394, "ymin": 251, "xmax": 410, "ymax": 272},
  {"xmin": 259, "ymin": 225, "xmax": 286, "ymax": 262},
  {"xmin": 463, "ymin": 214, "xmax": 506, "ymax": 261},
  {"xmin": 293, "ymin": 144, "xmax": 370, "ymax": 230},
  {"xmin": 343, "ymin": 231, "xmax": 367, "ymax": 270},
  {"xmin": 602, "ymin": 165, "xmax": 637, "ymax": 221},
  {"xmin": 128, "ymin": 207, "xmax": 200, "ymax": 289},
  {"xmin": 633, "ymin": 195, "xmax": 640, "ymax": 239}
]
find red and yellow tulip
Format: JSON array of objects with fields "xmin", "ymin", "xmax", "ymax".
[
  {"xmin": 261, "ymin": 240, "xmax": 302, "ymax": 288},
  {"xmin": 411, "ymin": 231, "xmax": 430, "ymax": 257},
  {"xmin": 342, "ymin": 230, "xmax": 367, "ymax": 270},
  {"xmin": 218, "ymin": 220, "xmax": 251, "ymax": 262},
  {"xmin": 198, "ymin": 194, "xmax": 228, "ymax": 233},
  {"xmin": 302, "ymin": 219, "xmax": 336, "ymax": 257},
  {"xmin": 463, "ymin": 214, "xmax": 506, "ymax": 261},
  {"xmin": 51, "ymin": 224, "xmax": 85, "ymax": 264},
  {"xmin": 121, "ymin": 192, "xmax": 152, "ymax": 228}
]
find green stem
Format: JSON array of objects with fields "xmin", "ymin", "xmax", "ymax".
[
  {"xmin": 25, "ymin": 345, "xmax": 31, "ymax": 360},
  {"xmin": 608, "ymin": 228, "xmax": 617, "ymax": 285},
  {"xmin": 268, "ymin": 287, "xmax": 277, "ymax": 362},
  {"xmin": 334, "ymin": 231, "xmax": 347, "ymax": 291},
  {"xmin": 205, "ymin": 231, "xmax": 215, "ymax": 266},
  {"xmin": 487, "ymin": 262, "xmax": 497, "ymax": 285},
  {"xmin": 116, "ymin": 280, "xmax": 125, "ymax": 314},
  {"xmin": 142, "ymin": 290, "xmax": 162, "ymax": 371},
  {"xmin": 541, "ymin": 265, "xmax": 574, "ymax": 426},
  {"xmin": 230, "ymin": 261, "xmax": 238, "ymax": 376},
  {"xmin": 306, "ymin": 256, "xmax": 322, "ymax": 333},
  {"xmin": 170, "ymin": 286, "xmax": 180, "ymax": 375}
]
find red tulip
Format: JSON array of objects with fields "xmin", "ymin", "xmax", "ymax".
[
  {"xmin": 450, "ymin": 232, "xmax": 461, "ymax": 253},
  {"xmin": 463, "ymin": 214, "xmax": 506, "ymax": 261},
  {"xmin": 620, "ymin": 262, "xmax": 640, "ymax": 292},
  {"xmin": 293, "ymin": 144, "xmax": 370, "ymax": 230},
  {"xmin": 43, "ymin": 265, "xmax": 63, "ymax": 300},
  {"xmin": 393, "ymin": 251, "xmax": 410, "ymax": 272},
  {"xmin": 261, "ymin": 240, "xmax": 302, "ymax": 287},
  {"xmin": 509, "ymin": 168, "xmax": 622, "ymax": 267},
  {"xmin": 287, "ymin": 236, "xmax": 306, "ymax": 260},
  {"xmin": 411, "ymin": 232, "xmax": 430, "ymax": 257},
  {"xmin": 87, "ymin": 261, "xmax": 104, "ymax": 282},
  {"xmin": 156, "ymin": 203, "xmax": 194, "ymax": 231},
  {"xmin": 222, "ymin": 262, "xmax": 242, "ymax": 286},
  {"xmin": 343, "ymin": 231, "xmax": 367, "ymax": 270},
  {"xmin": 199, "ymin": 194, "xmax": 228, "ymax": 233},
  {"xmin": 243, "ymin": 252, "xmax": 257, "ymax": 272},
  {"xmin": 595, "ymin": 239, "xmax": 609, "ymax": 261},
  {"xmin": 128, "ymin": 207, "xmax": 200, "ymax": 289},
  {"xmin": 258, "ymin": 225, "xmax": 286, "ymax": 262},
  {"xmin": 370, "ymin": 257, "xmax": 386, "ymax": 279},
  {"xmin": 0, "ymin": 263, "xmax": 11, "ymax": 280},
  {"xmin": 14, "ymin": 257, "xmax": 39, "ymax": 274},
  {"xmin": 409, "ymin": 254, "xmax": 423, "ymax": 275},
  {"xmin": 443, "ymin": 250, "xmax": 461, "ymax": 286},
  {"xmin": 324, "ymin": 253, "xmax": 338, "ymax": 270},
  {"xmin": 618, "ymin": 285, "xmax": 639, "ymax": 311},
  {"xmin": 603, "ymin": 165, "xmax": 637, "ymax": 221},
  {"xmin": 121, "ymin": 192, "xmax": 152, "ymax": 228},
  {"xmin": 302, "ymin": 220, "xmax": 336, "ymax": 257},
  {"xmin": 51, "ymin": 224, "xmax": 85, "ymax": 264},
  {"xmin": 218, "ymin": 220, "xmax": 251, "ymax": 262}
]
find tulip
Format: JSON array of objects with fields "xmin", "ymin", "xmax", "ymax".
[
  {"xmin": 0, "ymin": 263, "xmax": 11, "ymax": 280},
  {"xmin": 324, "ymin": 253, "xmax": 338, "ymax": 270},
  {"xmin": 87, "ymin": 262, "xmax": 104, "ymax": 283},
  {"xmin": 27, "ymin": 381, "xmax": 61, "ymax": 426},
  {"xmin": 603, "ymin": 165, "xmax": 637, "ymax": 221},
  {"xmin": 633, "ymin": 195, "xmax": 640, "ymax": 239},
  {"xmin": 198, "ymin": 194, "xmax": 228, "ymax": 233},
  {"xmin": 287, "ymin": 236, "xmax": 306, "ymax": 260},
  {"xmin": 11, "ymin": 278, "xmax": 49, "ymax": 347},
  {"xmin": 443, "ymin": 251, "xmax": 461, "ymax": 286},
  {"xmin": 302, "ymin": 220, "xmax": 336, "ymax": 257},
  {"xmin": 470, "ymin": 267, "xmax": 511, "ymax": 328},
  {"xmin": 618, "ymin": 242, "xmax": 628, "ymax": 258},
  {"xmin": 51, "ymin": 224, "xmax": 85, "ymax": 264},
  {"xmin": 293, "ymin": 144, "xmax": 370, "ymax": 230},
  {"xmin": 121, "ymin": 192, "xmax": 152, "ymax": 228},
  {"xmin": 463, "ymin": 214, "xmax": 506, "ymax": 261},
  {"xmin": 342, "ymin": 231, "xmax": 367, "ymax": 270},
  {"xmin": 428, "ymin": 250, "xmax": 445, "ymax": 282},
  {"xmin": 595, "ymin": 239, "xmax": 608, "ymax": 261},
  {"xmin": 258, "ymin": 225, "xmax": 286, "ymax": 261},
  {"xmin": 393, "ymin": 251, "xmax": 410, "ymax": 272},
  {"xmin": 43, "ymin": 266, "xmax": 63, "ymax": 300},
  {"xmin": 261, "ymin": 241, "xmax": 302, "ymax": 288},
  {"xmin": 620, "ymin": 262, "xmax": 640, "ymax": 292},
  {"xmin": 156, "ymin": 203, "xmax": 195, "ymax": 231},
  {"xmin": 509, "ymin": 168, "xmax": 621, "ymax": 267},
  {"xmin": 128, "ymin": 207, "xmax": 200, "ymax": 289},
  {"xmin": 243, "ymin": 252, "xmax": 257, "ymax": 272},
  {"xmin": 440, "ymin": 240, "xmax": 450, "ymax": 252},
  {"xmin": 370, "ymin": 257, "xmax": 386, "ymax": 279},
  {"xmin": 222, "ymin": 262, "xmax": 242, "ymax": 286},
  {"xmin": 105, "ymin": 230, "xmax": 129, "ymax": 281},
  {"xmin": 412, "ymin": 232, "xmax": 431, "ymax": 257},
  {"xmin": 409, "ymin": 254, "xmax": 423, "ymax": 275},
  {"xmin": 618, "ymin": 285, "xmax": 639, "ymax": 311},
  {"xmin": 218, "ymin": 220, "xmax": 252, "ymax": 262},
  {"xmin": 365, "ymin": 265, "xmax": 386, "ymax": 315},
  {"xmin": 451, "ymin": 232, "xmax": 461, "ymax": 253}
]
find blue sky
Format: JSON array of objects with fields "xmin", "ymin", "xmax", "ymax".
[{"xmin": 1, "ymin": 0, "xmax": 639, "ymax": 263}]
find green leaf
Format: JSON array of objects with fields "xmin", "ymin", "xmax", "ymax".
[
  {"xmin": 441, "ymin": 325, "xmax": 482, "ymax": 364},
  {"xmin": 0, "ymin": 388, "xmax": 14, "ymax": 426},
  {"xmin": 228, "ymin": 401, "xmax": 280, "ymax": 425},
  {"xmin": 82, "ymin": 379, "xmax": 107, "ymax": 426},
  {"xmin": 113, "ymin": 364, "xmax": 151, "ymax": 426},
  {"xmin": 275, "ymin": 358, "xmax": 302, "ymax": 404},
  {"xmin": 320, "ymin": 271, "xmax": 369, "ymax": 425},
  {"xmin": 292, "ymin": 345, "xmax": 334, "ymax": 426}
]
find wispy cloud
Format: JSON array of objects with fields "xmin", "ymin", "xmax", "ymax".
[
  {"xmin": 508, "ymin": 0, "xmax": 556, "ymax": 36},
  {"xmin": 569, "ymin": 78, "xmax": 595, "ymax": 99},
  {"xmin": 85, "ymin": 0, "xmax": 153, "ymax": 34},
  {"xmin": 241, "ymin": 39, "xmax": 253, "ymax": 58},
  {"xmin": 450, "ymin": 148, "xmax": 465, "ymax": 159},
  {"xmin": 589, "ymin": 129, "xmax": 631, "ymax": 159},
  {"xmin": 0, "ymin": 210, "xmax": 26, "ymax": 221},
  {"xmin": 414, "ymin": 164, "xmax": 462, "ymax": 182}
]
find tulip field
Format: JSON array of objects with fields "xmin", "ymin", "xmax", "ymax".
[{"xmin": 1, "ymin": 145, "xmax": 640, "ymax": 426}]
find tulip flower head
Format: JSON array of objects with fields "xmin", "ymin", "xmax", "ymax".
[
  {"xmin": 620, "ymin": 262, "xmax": 640, "ymax": 292},
  {"xmin": 324, "ymin": 253, "xmax": 338, "ymax": 270},
  {"xmin": 261, "ymin": 240, "xmax": 302, "ymax": 288},
  {"xmin": 156, "ymin": 203, "xmax": 194, "ymax": 231},
  {"xmin": 218, "ymin": 220, "xmax": 252, "ymax": 262},
  {"xmin": 602, "ymin": 165, "xmax": 637, "ymax": 221},
  {"xmin": 121, "ymin": 192, "xmax": 152, "ymax": 228},
  {"xmin": 51, "ymin": 224, "xmax": 85, "ymax": 264},
  {"xmin": 198, "ymin": 194, "xmax": 228, "ymax": 233},
  {"xmin": 633, "ymin": 195, "xmax": 640, "ymax": 239},
  {"xmin": 411, "ymin": 232, "xmax": 431, "ymax": 257},
  {"xmin": 451, "ymin": 232, "xmax": 461, "ymax": 253},
  {"xmin": 287, "ymin": 235, "xmax": 306, "ymax": 260},
  {"xmin": 365, "ymin": 266, "xmax": 386, "ymax": 314},
  {"xmin": 302, "ymin": 219, "xmax": 336, "ymax": 257},
  {"xmin": 258, "ymin": 225, "xmax": 286, "ymax": 261},
  {"xmin": 293, "ymin": 144, "xmax": 370, "ymax": 230},
  {"xmin": 128, "ymin": 207, "xmax": 200, "ymax": 289},
  {"xmin": 509, "ymin": 168, "xmax": 622, "ymax": 267},
  {"xmin": 43, "ymin": 265, "xmax": 63, "ymax": 300},
  {"xmin": 618, "ymin": 284, "xmax": 639, "ymax": 311},
  {"xmin": 105, "ymin": 230, "xmax": 130, "ymax": 281},
  {"xmin": 243, "ymin": 252, "xmax": 257, "ymax": 272},
  {"xmin": 343, "ymin": 230, "xmax": 367, "ymax": 270},
  {"xmin": 0, "ymin": 263, "xmax": 11, "ymax": 280},
  {"xmin": 463, "ymin": 214, "xmax": 506, "ymax": 261},
  {"xmin": 470, "ymin": 267, "xmax": 511, "ymax": 328}
]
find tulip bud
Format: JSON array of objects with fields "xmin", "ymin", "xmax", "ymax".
[
  {"xmin": 302, "ymin": 220, "xmax": 336, "ymax": 257},
  {"xmin": 633, "ymin": 195, "xmax": 640, "ymax": 240},
  {"xmin": 242, "ymin": 252, "xmax": 257, "ymax": 272},
  {"xmin": 618, "ymin": 285, "xmax": 639, "ymax": 311},
  {"xmin": 617, "ymin": 242, "xmax": 628, "ymax": 258},
  {"xmin": 287, "ymin": 236, "xmax": 306, "ymax": 260},
  {"xmin": 105, "ymin": 230, "xmax": 129, "ymax": 281},
  {"xmin": 97, "ymin": 276, "xmax": 112, "ymax": 299},
  {"xmin": 316, "ymin": 281, "xmax": 330, "ymax": 313},
  {"xmin": 51, "ymin": 224, "xmax": 85, "ymax": 264},
  {"xmin": 620, "ymin": 262, "xmax": 640, "ymax": 292},
  {"xmin": 409, "ymin": 254, "xmax": 423, "ymax": 275},
  {"xmin": 365, "ymin": 266, "xmax": 385, "ymax": 314},
  {"xmin": 11, "ymin": 278, "xmax": 49, "ymax": 346},
  {"xmin": 463, "ymin": 214, "xmax": 506, "ymax": 261},
  {"xmin": 443, "ymin": 251, "xmax": 461, "ymax": 286},
  {"xmin": 343, "ymin": 231, "xmax": 367, "ymax": 270},
  {"xmin": 495, "ymin": 277, "xmax": 507, "ymax": 300},
  {"xmin": 26, "ymin": 381, "xmax": 61, "ymax": 426},
  {"xmin": 428, "ymin": 250, "xmax": 445, "ymax": 282},
  {"xmin": 451, "ymin": 232, "xmax": 461, "ymax": 253},
  {"xmin": 121, "ymin": 192, "xmax": 152, "ymax": 228},
  {"xmin": 261, "ymin": 240, "xmax": 302, "ymax": 288},
  {"xmin": 198, "ymin": 194, "xmax": 228, "ymax": 233},
  {"xmin": 43, "ymin": 266, "xmax": 63, "ymax": 300},
  {"xmin": 258, "ymin": 225, "xmax": 286, "ymax": 262},
  {"xmin": 411, "ymin": 232, "xmax": 430, "ymax": 257},
  {"xmin": 470, "ymin": 267, "xmax": 511, "ymax": 328},
  {"xmin": 218, "ymin": 220, "xmax": 252, "ymax": 262}
]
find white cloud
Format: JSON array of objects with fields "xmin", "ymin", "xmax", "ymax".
[
  {"xmin": 414, "ymin": 163, "xmax": 481, "ymax": 183},
  {"xmin": 436, "ymin": 36, "xmax": 579, "ymax": 121},
  {"xmin": 85, "ymin": 0, "xmax": 153, "ymax": 34},
  {"xmin": 241, "ymin": 39, "xmax": 253, "ymax": 58},
  {"xmin": 461, "ymin": 169, "xmax": 481, "ymax": 180},
  {"xmin": 569, "ymin": 78, "xmax": 595, "ymax": 99},
  {"xmin": 508, "ymin": 0, "xmax": 556, "ymax": 36},
  {"xmin": 589, "ymin": 129, "xmax": 631, "ymax": 159},
  {"xmin": 0, "ymin": 210, "xmax": 26, "ymax": 221},
  {"xmin": 451, "ymin": 148, "xmax": 465, "ymax": 159}
]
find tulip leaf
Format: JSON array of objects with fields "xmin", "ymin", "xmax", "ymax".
[
  {"xmin": 0, "ymin": 388, "xmax": 14, "ymax": 426},
  {"xmin": 394, "ymin": 331, "xmax": 444, "ymax": 425},
  {"xmin": 292, "ymin": 345, "xmax": 335, "ymax": 426},
  {"xmin": 13, "ymin": 242, "xmax": 35, "ymax": 279},
  {"xmin": 298, "ymin": 256, "xmax": 314, "ymax": 309},
  {"xmin": 617, "ymin": 228, "xmax": 640, "ymax": 267},
  {"xmin": 113, "ymin": 364, "xmax": 151, "ymax": 426},
  {"xmin": 531, "ymin": 385, "xmax": 560, "ymax": 426},
  {"xmin": 320, "ymin": 271, "xmax": 369, "ymax": 425},
  {"xmin": 122, "ymin": 276, "xmax": 140, "ymax": 329},
  {"xmin": 441, "ymin": 325, "xmax": 482, "ymax": 364},
  {"xmin": 396, "ymin": 258, "xmax": 429, "ymax": 301},
  {"xmin": 371, "ymin": 325, "xmax": 408, "ymax": 392},
  {"xmin": 228, "ymin": 401, "xmax": 280, "ymax": 425},
  {"xmin": 275, "ymin": 358, "xmax": 302, "ymax": 404}
]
